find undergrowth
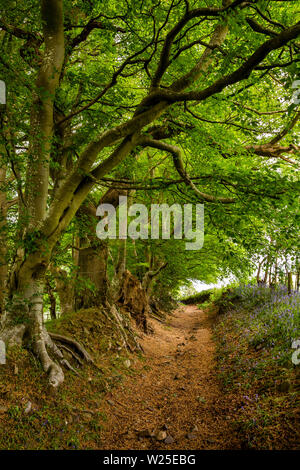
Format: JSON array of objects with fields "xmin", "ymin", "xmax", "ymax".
[
  {"xmin": 213, "ymin": 284, "xmax": 300, "ymax": 450},
  {"xmin": 0, "ymin": 308, "xmax": 140, "ymax": 449}
]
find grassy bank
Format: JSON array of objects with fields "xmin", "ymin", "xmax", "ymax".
[
  {"xmin": 0, "ymin": 308, "xmax": 140, "ymax": 449},
  {"xmin": 180, "ymin": 289, "xmax": 213, "ymax": 305}
]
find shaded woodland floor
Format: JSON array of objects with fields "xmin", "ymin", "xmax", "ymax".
[
  {"xmin": 99, "ymin": 304, "xmax": 242, "ymax": 450},
  {"xmin": 0, "ymin": 301, "xmax": 298, "ymax": 450}
]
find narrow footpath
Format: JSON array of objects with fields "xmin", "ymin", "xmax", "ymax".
[{"xmin": 100, "ymin": 304, "xmax": 241, "ymax": 450}]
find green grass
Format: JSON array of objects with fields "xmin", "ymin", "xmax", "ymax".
[
  {"xmin": 213, "ymin": 284, "xmax": 300, "ymax": 450},
  {"xmin": 0, "ymin": 307, "xmax": 140, "ymax": 450},
  {"xmin": 180, "ymin": 289, "xmax": 212, "ymax": 305}
]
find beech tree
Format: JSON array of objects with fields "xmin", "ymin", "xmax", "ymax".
[{"xmin": 0, "ymin": 0, "xmax": 299, "ymax": 387}]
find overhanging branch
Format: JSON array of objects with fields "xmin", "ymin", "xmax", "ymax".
[{"xmin": 138, "ymin": 136, "xmax": 236, "ymax": 203}]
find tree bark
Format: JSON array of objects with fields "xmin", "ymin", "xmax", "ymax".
[
  {"xmin": 46, "ymin": 278, "xmax": 56, "ymax": 320},
  {"xmin": 117, "ymin": 269, "xmax": 148, "ymax": 332},
  {"xmin": 76, "ymin": 241, "xmax": 109, "ymax": 309},
  {"xmin": 263, "ymin": 258, "xmax": 270, "ymax": 284},
  {"xmin": 1, "ymin": 0, "xmax": 66, "ymax": 387},
  {"xmin": 76, "ymin": 189, "xmax": 127, "ymax": 309},
  {"xmin": 50, "ymin": 268, "xmax": 74, "ymax": 316},
  {"xmin": 288, "ymin": 272, "xmax": 293, "ymax": 294},
  {"xmin": 142, "ymin": 259, "xmax": 168, "ymax": 297},
  {"xmin": 256, "ymin": 256, "xmax": 267, "ymax": 285}
]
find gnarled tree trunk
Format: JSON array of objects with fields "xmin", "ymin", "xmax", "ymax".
[
  {"xmin": 46, "ymin": 277, "xmax": 57, "ymax": 320},
  {"xmin": 76, "ymin": 241, "xmax": 109, "ymax": 309},
  {"xmin": 50, "ymin": 267, "xmax": 74, "ymax": 316},
  {"xmin": 117, "ymin": 269, "xmax": 149, "ymax": 332},
  {"xmin": 0, "ymin": 0, "xmax": 68, "ymax": 387},
  {"xmin": 75, "ymin": 189, "xmax": 126, "ymax": 309}
]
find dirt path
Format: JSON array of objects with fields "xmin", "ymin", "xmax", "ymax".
[{"xmin": 100, "ymin": 304, "xmax": 241, "ymax": 450}]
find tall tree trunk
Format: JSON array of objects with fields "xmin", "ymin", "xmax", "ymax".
[
  {"xmin": 142, "ymin": 259, "xmax": 168, "ymax": 297},
  {"xmin": 115, "ymin": 238, "xmax": 127, "ymax": 281},
  {"xmin": 46, "ymin": 278, "xmax": 57, "ymax": 320},
  {"xmin": 263, "ymin": 259, "xmax": 270, "ymax": 284},
  {"xmin": 76, "ymin": 189, "xmax": 126, "ymax": 309},
  {"xmin": 75, "ymin": 200, "xmax": 109, "ymax": 310},
  {"xmin": 52, "ymin": 268, "xmax": 74, "ymax": 316},
  {"xmin": 288, "ymin": 272, "xmax": 293, "ymax": 294},
  {"xmin": 72, "ymin": 235, "xmax": 80, "ymax": 267},
  {"xmin": 117, "ymin": 269, "xmax": 149, "ymax": 332},
  {"xmin": 1, "ymin": 0, "xmax": 66, "ymax": 387},
  {"xmin": 76, "ymin": 241, "xmax": 109, "ymax": 309},
  {"xmin": 272, "ymin": 256, "xmax": 278, "ymax": 286},
  {"xmin": 256, "ymin": 256, "xmax": 267, "ymax": 285}
]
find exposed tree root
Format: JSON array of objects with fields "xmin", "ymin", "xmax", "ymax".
[
  {"xmin": 1, "ymin": 299, "xmax": 141, "ymax": 387},
  {"xmin": 0, "ymin": 316, "xmax": 64, "ymax": 390},
  {"xmin": 0, "ymin": 323, "xmax": 93, "ymax": 387},
  {"xmin": 101, "ymin": 301, "xmax": 142, "ymax": 353},
  {"xmin": 33, "ymin": 333, "xmax": 65, "ymax": 389},
  {"xmin": 59, "ymin": 344, "xmax": 84, "ymax": 366},
  {"xmin": 44, "ymin": 334, "xmax": 82, "ymax": 376},
  {"xmin": 49, "ymin": 332, "xmax": 107, "ymax": 374},
  {"xmin": 49, "ymin": 332, "xmax": 94, "ymax": 363},
  {"xmin": 149, "ymin": 298, "xmax": 167, "ymax": 322},
  {"xmin": 60, "ymin": 358, "xmax": 81, "ymax": 376}
]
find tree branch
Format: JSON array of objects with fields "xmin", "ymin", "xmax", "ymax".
[
  {"xmin": 69, "ymin": 18, "xmax": 125, "ymax": 50},
  {"xmin": 151, "ymin": 0, "xmax": 245, "ymax": 89},
  {"xmin": 143, "ymin": 21, "xmax": 300, "ymax": 104},
  {"xmin": 138, "ymin": 136, "xmax": 236, "ymax": 203}
]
